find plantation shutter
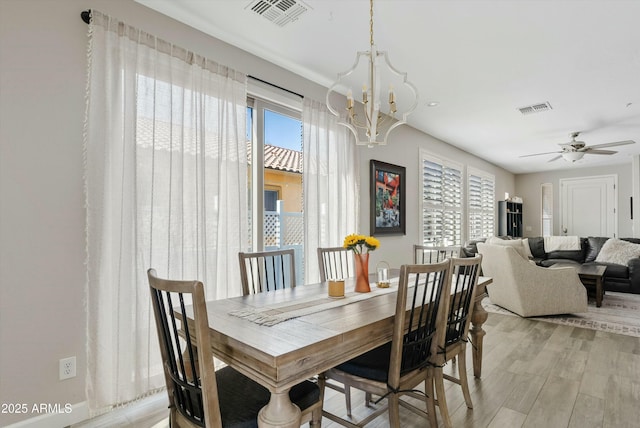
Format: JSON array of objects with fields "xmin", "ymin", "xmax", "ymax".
[
  {"xmin": 421, "ymin": 154, "xmax": 463, "ymax": 246},
  {"xmin": 468, "ymin": 168, "xmax": 495, "ymax": 240}
]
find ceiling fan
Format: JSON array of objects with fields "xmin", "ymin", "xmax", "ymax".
[{"xmin": 520, "ymin": 132, "xmax": 636, "ymax": 162}]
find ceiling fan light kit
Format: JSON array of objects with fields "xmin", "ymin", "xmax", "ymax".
[
  {"xmin": 521, "ymin": 131, "xmax": 636, "ymax": 163},
  {"xmin": 562, "ymin": 151, "xmax": 585, "ymax": 162},
  {"xmin": 326, "ymin": 0, "xmax": 418, "ymax": 147}
]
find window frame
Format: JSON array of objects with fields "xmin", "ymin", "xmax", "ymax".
[{"xmin": 246, "ymin": 82, "xmax": 302, "ymax": 252}]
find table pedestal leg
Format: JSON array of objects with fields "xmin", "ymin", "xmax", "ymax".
[
  {"xmin": 470, "ymin": 285, "xmax": 488, "ymax": 379},
  {"xmin": 258, "ymin": 390, "xmax": 301, "ymax": 428}
]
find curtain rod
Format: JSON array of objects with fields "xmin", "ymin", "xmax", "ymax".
[
  {"xmin": 248, "ymin": 76, "xmax": 303, "ymax": 99},
  {"xmin": 80, "ymin": 10, "xmax": 303, "ymax": 99}
]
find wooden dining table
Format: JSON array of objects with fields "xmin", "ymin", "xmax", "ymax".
[{"xmin": 184, "ymin": 275, "xmax": 491, "ymax": 428}]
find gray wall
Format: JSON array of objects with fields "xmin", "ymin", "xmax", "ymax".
[
  {"xmin": 360, "ymin": 125, "xmax": 515, "ymax": 269},
  {"xmin": 0, "ymin": 0, "xmax": 513, "ymax": 425},
  {"xmin": 515, "ymin": 162, "xmax": 634, "ymax": 238}
]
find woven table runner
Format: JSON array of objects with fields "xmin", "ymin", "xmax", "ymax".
[{"xmin": 229, "ymin": 278, "xmax": 400, "ymax": 326}]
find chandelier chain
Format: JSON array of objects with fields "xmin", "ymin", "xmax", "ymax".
[{"xmin": 369, "ymin": 0, "xmax": 374, "ymax": 47}]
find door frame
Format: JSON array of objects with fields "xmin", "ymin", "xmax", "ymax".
[{"xmin": 559, "ymin": 174, "xmax": 617, "ymax": 237}]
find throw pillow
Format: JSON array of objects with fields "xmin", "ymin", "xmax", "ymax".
[
  {"xmin": 527, "ymin": 237, "xmax": 546, "ymax": 258},
  {"xmin": 595, "ymin": 238, "xmax": 640, "ymax": 266},
  {"xmin": 487, "ymin": 237, "xmax": 529, "ymax": 260}
]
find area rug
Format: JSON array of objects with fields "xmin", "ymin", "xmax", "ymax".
[{"xmin": 482, "ymin": 291, "xmax": 640, "ymax": 338}]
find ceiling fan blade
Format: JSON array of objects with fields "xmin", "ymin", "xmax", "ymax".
[
  {"xmin": 585, "ymin": 149, "xmax": 617, "ymax": 155},
  {"xmin": 519, "ymin": 151, "xmax": 561, "ymax": 158},
  {"xmin": 587, "ymin": 140, "xmax": 635, "ymax": 149},
  {"xmin": 547, "ymin": 155, "xmax": 563, "ymax": 162}
]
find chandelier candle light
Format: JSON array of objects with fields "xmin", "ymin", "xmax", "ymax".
[{"xmin": 326, "ymin": 0, "xmax": 419, "ymax": 147}]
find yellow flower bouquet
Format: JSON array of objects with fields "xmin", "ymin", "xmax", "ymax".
[{"xmin": 343, "ymin": 234, "xmax": 380, "ymax": 254}]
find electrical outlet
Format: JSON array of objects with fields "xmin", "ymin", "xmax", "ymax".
[{"xmin": 59, "ymin": 356, "xmax": 76, "ymax": 380}]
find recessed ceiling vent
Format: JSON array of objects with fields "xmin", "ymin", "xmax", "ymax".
[
  {"xmin": 246, "ymin": 0, "xmax": 311, "ymax": 27},
  {"xmin": 518, "ymin": 102, "xmax": 553, "ymax": 115}
]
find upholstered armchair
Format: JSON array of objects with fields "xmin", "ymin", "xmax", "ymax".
[{"xmin": 477, "ymin": 243, "xmax": 588, "ymax": 317}]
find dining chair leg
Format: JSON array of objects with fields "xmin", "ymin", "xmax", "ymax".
[
  {"xmin": 345, "ymin": 385, "xmax": 352, "ymax": 416},
  {"xmin": 317, "ymin": 373, "xmax": 327, "ymax": 409},
  {"xmin": 458, "ymin": 347, "xmax": 473, "ymax": 409},
  {"xmin": 310, "ymin": 407, "xmax": 322, "ymax": 427},
  {"xmin": 311, "ymin": 374, "xmax": 324, "ymax": 427},
  {"xmin": 434, "ymin": 367, "xmax": 453, "ymax": 428},
  {"xmin": 425, "ymin": 371, "xmax": 438, "ymax": 428},
  {"xmin": 387, "ymin": 393, "xmax": 401, "ymax": 428}
]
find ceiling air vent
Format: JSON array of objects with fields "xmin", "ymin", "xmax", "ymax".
[
  {"xmin": 246, "ymin": 0, "xmax": 311, "ymax": 27},
  {"xmin": 518, "ymin": 102, "xmax": 553, "ymax": 115}
]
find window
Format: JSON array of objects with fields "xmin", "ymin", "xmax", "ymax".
[
  {"xmin": 541, "ymin": 183, "xmax": 553, "ymax": 236},
  {"xmin": 264, "ymin": 189, "xmax": 280, "ymax": 212},
  {"xmin": 468, "ymin": 168, "xmax": 495, "ymax": 240},
  {"xmin": 246, "ymin": 87, "xmax": 304, "ymax": 282},
  {"xmin": 420, "ymin": 151, "xmax": 463, "ymax": 246}
]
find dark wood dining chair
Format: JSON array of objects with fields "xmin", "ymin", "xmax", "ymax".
[
  {"xmin": 238, "ymin": 248, "xmax": 296, "ymax": 296},
  {"xmin": 319, "ymin": 260, "xmax": 453, "ymax": 427},
  {"xmin": 317, "ymin": 246, "xmax": 353, "ymax": 282},
  {"xmin": 431, "ymin": 255, "xmax": 482, "ymax": 428},
  {"xmin": 147, "ymin": 268, "xmax": 322, "ymax": 427},
  {"xmin": 413, "ymin": 244, "xmax": 460, "ymax": 264}
]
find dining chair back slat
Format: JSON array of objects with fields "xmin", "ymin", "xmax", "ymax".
[
  {"xmin": 317, "ymin": 247, "xmax": 353, "ymax": 282},
  {"xmin": 239, "ymin": 249, "xmax": 296, "ymax": 295},
  {"xmin": 390, "ymin": 262, "xmax": 452, "ymax": 385},
  {"xmin": 446, "ymin": 255, "xmax": 482, "ymax": 346},
  {"xmin": 148, "ymin": 269, "xmax": 220, "ymax": 427}
]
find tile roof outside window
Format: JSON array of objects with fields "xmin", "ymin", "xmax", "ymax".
[{"xmin": 246, "ymin": 143, "xmax": 302, "ymax": 174}]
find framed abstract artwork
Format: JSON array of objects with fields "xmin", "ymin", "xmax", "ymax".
[{"xmin": 370, "ymin": 160, "xmax": 406, "ymax": 236}]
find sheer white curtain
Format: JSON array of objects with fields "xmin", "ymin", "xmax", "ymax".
[
  {"xmin": 303, "ymin": 99, "xmax": 359, "ymax": 283},
  {"xmin": 84, "ymin": 11, "xmax": 247, "ymax": 414}
]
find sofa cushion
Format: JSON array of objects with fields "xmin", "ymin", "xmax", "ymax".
[
  {"xmin": 527, "ymin": 237, "xmax": 546, "ymax": 259},
  {"xmin": 585, "ymin": 237, "xmax": 609, "ymax": 262},
  {"xmin": 596, "ymin": 238, "xmax": 640, "ymax": 266},
  {"xmin": 539, "ymin": 259, "xmax": 581, "ymax": 268},
  {"xmin": 545, "ymin": 249, "xmax": 585, "ymax": 263},
  {"xmin": 583, "ymin": 261, "xmax": 629, "ymax": 279}
]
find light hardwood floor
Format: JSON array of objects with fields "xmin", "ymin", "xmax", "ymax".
[{"xmin": 73, "ymin": 311, "xmax": 640, "ymax": 427}]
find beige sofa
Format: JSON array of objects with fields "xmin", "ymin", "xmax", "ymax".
[{"xmin": 477, "ymin": 243, "xmax": 588, "ymax": 317}]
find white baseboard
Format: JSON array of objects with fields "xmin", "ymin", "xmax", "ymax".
[{"xmin": 4, "ymin": 401, "xmax": 89, "ymax": 428}]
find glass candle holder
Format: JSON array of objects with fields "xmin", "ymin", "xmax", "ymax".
[
  {"xmin": 328, "ymin": 279, "xmax": 345, "ymax": 298},
  {"xmin": 377, "ymin": 266, "xmax": 390, "ymax": 288}
]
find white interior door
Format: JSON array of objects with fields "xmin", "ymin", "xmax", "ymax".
[{"xmin": 560, "ymin": 175, "xmax": 617, "ymax": 237}]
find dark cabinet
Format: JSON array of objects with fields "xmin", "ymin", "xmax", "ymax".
[{"xmin": 498, "ymin": 201, "xmax": 523, "ymax": 237}]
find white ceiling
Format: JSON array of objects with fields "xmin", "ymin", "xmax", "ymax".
[{"xmin": 135, "ymin": 0, "xmax": 640, "ymax": 174}]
